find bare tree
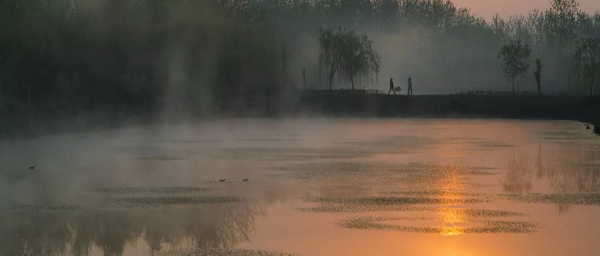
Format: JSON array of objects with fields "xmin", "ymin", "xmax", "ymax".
[
  {"xmin": 573, "ymin": 37, "xmax": 600, "ymax": 95},
  {"xmin": 498, "ymin": 39, "xmax": 532, "ymax": 94}
]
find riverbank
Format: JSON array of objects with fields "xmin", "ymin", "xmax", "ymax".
[
  {"xmin": 297, "ymin": 91, "xmax": 600, "ymax": 119},
  {"xmin": 2, "ymin": 91, "xmax": 599, "ymax": 139},
  {"xmin": 295, "ymin": 91, "xmax": 600, "ymax": 134}
]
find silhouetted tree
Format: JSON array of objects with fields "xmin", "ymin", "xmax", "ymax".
[
  {"xmin": 317, "ymin": 26, "xmax": 380, "ymax": 91},
  {"xmin": 317, "ymin": 26, "xmax": 345, "ymax": 91},
  {"xmin": 534, "ymin": 58, "xmax": 543, "ymax": 94},
  {"xmin": 339, "ymin": 31, "xmax": 381, "ymax": 91},
  {"xmin": 546, "ymin": 0, "xmax": 582, "ymax": 59},
  {"xmin": 573, "ymin": 37, "xmax": 600, "ymax": 95},
  {"xmin": 498, "ymin": 40, "xmax": 532, "ymax": 94},
  {"xmin": 4, "ymin": 0, "xmax": 600, "ymax": 134}
]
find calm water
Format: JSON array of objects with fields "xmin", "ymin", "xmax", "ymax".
[{"xmin": 1, "ymin": 119, "xmax": 599, "ymax": 256}]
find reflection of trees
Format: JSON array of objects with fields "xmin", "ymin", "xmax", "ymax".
[
  {"xmin": 500, "ymin": 148, "xmax": 533, "ymax": 194},
  {"xmin": 502, "ymin": 142, "xmax": 600, "ymax": 194},
  {"xmin": 501, "ymin": 140, "xmax": 600, "ymax": 213},
  {"xmin": 535, "ymin": 143, "xmax": 600, "ymax": 193},
  {"xmin": 0, "ymin": 202, "xmax": 267, "ymax": 256}
]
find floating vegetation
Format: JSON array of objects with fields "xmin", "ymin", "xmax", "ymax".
[
  {"xmin": 308, "ymin": 184, "xmax": 373, "ymax": 192},
  {"xmin": 240, "ymin": 138, "xmax": 301, "ymax": 142},
  {"xmin": 339, "ymin": 216, "xmax": 538, "ymax": 234},
  {"xmin": 93, "ymin": 187, "xmax": 216, "ymax": 195},
  {"xmin": 380, "ymin": 190, "xmax": 484, "ymax": 197},
  {"xmin": 336, "ymin": 136, "xmax": 434, "ymax": 153},
  {"xmin": 498, "ymin": 193, "xmax": 520, "ymax": 197},
  {"xmin": 436, "ymin": 138, "xmax": 513, "ymax": 150},
  {"xmin": 138, "ymin": 155, "xmax": 188, "ymax": 161},
  {"xmin": 502, "ymin": 193, "xmax": 600, "ymax": 206},
  {"xmin": 210, "ymin": 147, "xmax": 372, "ymax": 161},
  {"xmin": 469, "ymin": 141, "xmax": 513, "ymax": 149},
  {"xmin": 438, "ymin": 208, "xmax": 525, "ymax": 218},
  {"xmin": 565, "ymin": 161, "xmax": 600, "ymax": 168},
  {"xmin": 159, "ymin": 249, "xmax": 299, "ymax": 256},
  {"xmin": 0, "ymin": 196, "xmax": 251, "ymax": 212},
  {"xmin": 111, "ymin": 145, "xmax": 165, "ymax": 153},
  {"xmin": 170, "ymin": 139, "xmax": 222, "ymax": 144},
  {"xmin": 0, "ymin": 203, "xmax": 167, "ymax": 212},
  {"xmin": 296, "ymin": 205, "xmax": 433, "ymax": 213},
  {"xmin": 105, "ymin": 196, "xmax": 250, "ymax": 205},
  {"xmin": 303, "ymin": 196, "xmax": 490, "ymax": 206},
  {"xmin": 535, "ymin": 131, "xmax": 593, "ymax": 141},
  {"xmin": 275, "ymin": 162, "xmax": 495, "ymax": 176},
  {"xmin": 274, "ymin": 162, "xmax": 409, "ymax": 173},
  {"xmin": 272, "ymin": 162, "xmax": 496, "ymax": 187},
  {"xmin": 297, "ymin": 202, "xmax": 516, "ymax": 214},
  {"xmin": 112, "ymin": 147, "xmax": 202, "ymax": 161}
]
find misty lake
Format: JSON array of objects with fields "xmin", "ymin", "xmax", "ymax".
[{"xmin": 1, "ymin": 119, "xmax": 600, "ymax": 256}]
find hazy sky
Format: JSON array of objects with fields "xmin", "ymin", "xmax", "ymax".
[{"xmin": 452, "ymin": 0, "xmax": 600, "ymax": 21}]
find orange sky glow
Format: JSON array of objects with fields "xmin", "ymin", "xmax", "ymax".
[{"xmin": 451, "ymin": 0, "xmax": 600, "ymax": 21}]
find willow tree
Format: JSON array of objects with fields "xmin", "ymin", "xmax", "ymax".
[
  {"xmin": 340, "ymin": 31, "xmax": 381, "ymax": 91},
  {"xmin": 573, "ymin": 37, "xmax": 600, "ymax": 95},
  {"xmin": 317, "ymin": 26, "xmax": 380, "ymax": 91},
  {"xmin": 317, "ymin": 26, "xmax": 344, "ymax": 91},
  {"xmin": 497, "ymin": 39, "xmax": 532, "ymax": 94}
]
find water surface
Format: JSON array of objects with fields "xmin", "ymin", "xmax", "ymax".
[{"xmin": 1, "ymin": 119, "xmax": 599, "ymax": 256}]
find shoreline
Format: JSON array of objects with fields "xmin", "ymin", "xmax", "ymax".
[{"xmin": 2, "ymin": 93, "xmax": 599, "ymax": 139}]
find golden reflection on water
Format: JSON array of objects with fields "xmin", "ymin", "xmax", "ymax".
[
  {"xmin": 438, "ymin": 162, "xmax": 468, "ymax": 236},
  {"xmin": 435, "ymin": 165, "xmax": 468, "ymax": 191},
  {"xmin": 438, "ymin": 204, "xmax": 467, "ymax": 236},
  {"xmin": 441, "ymin": 226, "xmax": 463, "ymax": 236},
  {"xmin": 3, "ymin": 120, "xmax": 600, "ymax": 256}
]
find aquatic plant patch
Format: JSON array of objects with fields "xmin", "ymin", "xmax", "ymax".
[
  {"xmin": 104, "ymin": 196, "xmax": 251, "ymax": 205},
  {"xmin": 92, "ymin": 187, "xmax": 217, "ymax": 195},
  {"xmin": 501, "ymin": 193, "xmax": 600, "ymax": 206},
  {"xmin": 159, "ymin": 249, "xmax": 300, "ymax": 256},
  {"xmin": 339, "ymin": 215, "xmax": 538, "ymax": 234}
]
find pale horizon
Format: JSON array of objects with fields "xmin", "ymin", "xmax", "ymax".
[{"xmin": 452, "ymin": 0, "xmax": 600, "ymax": 21}]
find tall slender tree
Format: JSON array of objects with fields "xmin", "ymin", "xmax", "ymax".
[{"xmin": 534, "ymin": 58, "xmax": 543, "ymax": 94}]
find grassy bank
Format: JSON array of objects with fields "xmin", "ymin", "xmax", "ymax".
[
  {"xmin": 297, "ymin": 91, "xmax": 600, "ymax": 120},
  {"xmin": 295, "ymin": 90, "xmax": 600, "ymax": 134},
  {"xmin": 2, "ymin": 90, "xmax": 600, "ymax": 139}
]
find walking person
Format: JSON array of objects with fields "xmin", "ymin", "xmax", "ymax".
[
  {"xmin": 407, "ymin": 78, "xmax": 413, "ymax": 95},
  {"xmin": 388, "ymin": 78, "xmax": 397, "ymax": 95}
]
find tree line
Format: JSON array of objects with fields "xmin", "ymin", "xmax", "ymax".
[
  {"xmin": 239, "ymin": 0, "xmax": 600, "ymax": 94},
  {"xmin": 0, "ymin": 0, "xmax": 288, "ymax": 119},
  {"xmin": 1, "ymin": 0, "xmax": 599, "ymax": 129}
]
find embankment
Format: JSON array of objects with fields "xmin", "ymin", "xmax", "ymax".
[
  {"xmin": 2, "ymin": 91, "xmax": 600, "ymax": 138},
  {"xmin": 296, "ymin": 91, "xmax": 600, "ymax": 134}
]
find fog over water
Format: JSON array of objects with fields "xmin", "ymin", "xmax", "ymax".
[
  {"xmin": 1, "ymin": 119, "xmax": 600, "ymax": 256},
  {"xmin": 2, "ymin": 1, "xmax": 600, "ymax": 255}
]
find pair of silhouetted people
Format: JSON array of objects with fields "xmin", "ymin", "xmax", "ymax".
[{"xmin": 389, "ymin": 78, "xmax": 413, "ymax": 95}]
